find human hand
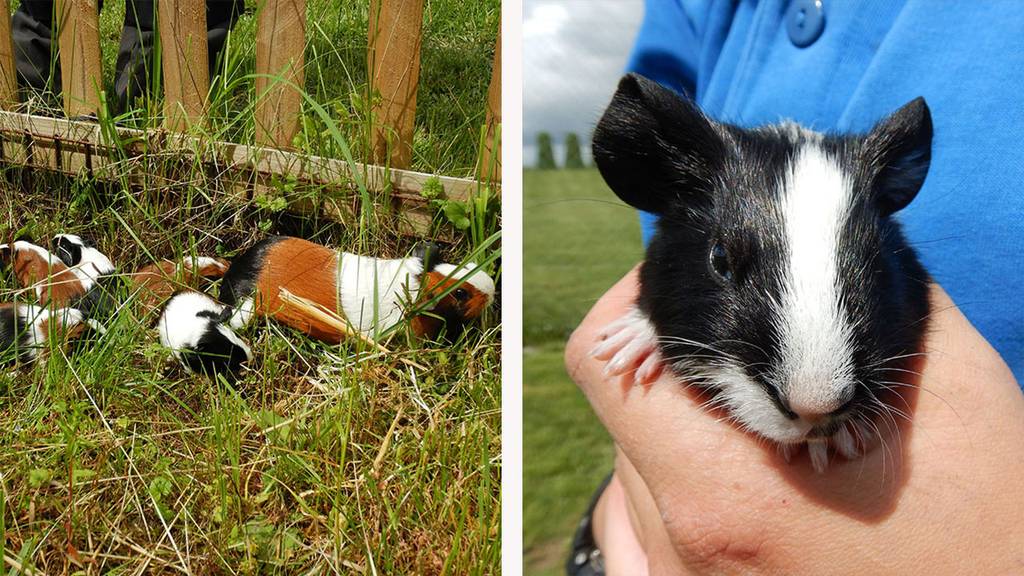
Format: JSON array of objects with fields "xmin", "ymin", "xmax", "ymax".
[{"xmin": 566, "ymin": 266, "xmax": 1024, "ymax": 575}]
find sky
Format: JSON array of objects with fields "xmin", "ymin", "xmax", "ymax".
[{"xmin": 523, "ymin": 0, "xmax": 644, "ymax": 167}]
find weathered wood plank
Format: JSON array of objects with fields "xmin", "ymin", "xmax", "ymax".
[
  {"xmin": 255, "ymin": 0, "xmax": 306, "ymax": 149},
  {"xmin": 0, "ymin": 111, "xmax": 485, "ymax": 231},
  {"xmin": 56, "ymin": 0, "xmax": 103, "ymax": 117},
  {"xmin": 367, "ymin": 0, "xmax": 424, "ymax": 169},
  {"xmin": 478, "ymin": 26, "xmax": 501, "ymax": 183},
  {"xmin": 159, "ymin": 0, "xmax": 208, "ymax": 131},
  {"xmin": 0, "ymin": 0, "xmax": 17, "ymax": 110}
]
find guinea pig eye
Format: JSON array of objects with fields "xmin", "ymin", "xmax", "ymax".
[
  {"xmin": 709, "ymin": 242, "xmax": 733, "ymax": 282},
  {"xmin": 453, "ymin": 288, "xmax": 470, "ymax": 301}
]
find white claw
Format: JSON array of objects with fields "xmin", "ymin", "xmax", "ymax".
[
  {"xmin": 808, "ymin": 440, "xmax": 829, "ymax": 474},
  {"xmin": 590, "ymin": 327, "xmax": 633, "ymax": 360},
  {"xmin": 833, "ymin": 425, "xmax": 858, "ymax": 460},
  {"xmin": 780, "ymin": 443, "xmax": 794, "ymax": 463},
  {"xmin": 634, "ymin": 350, "xmax": 664, "ymax": 385}
]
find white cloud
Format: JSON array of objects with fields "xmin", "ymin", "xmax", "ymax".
[{"xmin": 523, "ymin": 0, "xmax": 644, "ymax": 166}]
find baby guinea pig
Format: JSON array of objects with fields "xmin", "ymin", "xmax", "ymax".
[
  {"xmin": 590, "ymin": 74, "xmax": 931, "ymax": 472},
  {"xmin": 158, "ymin": 291, "xmax": 252, "ymax": 378},
  {"xmin": 219, "ymin": 236, "xmax": 495, "ymax": 343}
]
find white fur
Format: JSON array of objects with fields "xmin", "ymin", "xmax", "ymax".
[
  {"xmin": 159, "ymin": 291, "xmax": 252, "ymax": 372},
  {"xmin": 53, "ymin": 234, "xmax": 115, "ymax": 280},
  {"xmin": 184, "ymin": 256, "xmax": 226, "ymax": 273},
  {"xmin": 776, "ymin": 145, "xmax": 858, "ymax": 418},
  {"xmin": 228, "ymin": 296, "xmax": 255, "ymax": 330},
  {"xmin": 432, "ymin": 262, "xmax": 496, "ymax": 304},
  {"xmin": 19, "ymin": 305, "xmax": 85, "ymax": 359},
  {"xmin": 337, "ymin": 253, "xmax": 425, "ymax": 337}
]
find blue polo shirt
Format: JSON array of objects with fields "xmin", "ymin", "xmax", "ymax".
[{"xmin": 627, "ymin": 0, "xmax": 1024, "ymax": 382}]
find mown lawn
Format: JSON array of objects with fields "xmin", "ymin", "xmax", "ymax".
[
  {"xmin": 523, "ymin": 168, "xmax": 641, "ymax": 575},
  {"xmin": 0, "ymin": 1, "xmax": 500, "ymax": 574}
]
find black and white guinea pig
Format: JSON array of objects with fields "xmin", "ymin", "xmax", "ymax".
[
  {"xmin": 590, "ymin": 74, "xmax": 931, "ymax": 472},
  {"xmin": 158, "ymin": 291, "xmax": 252, "ymax": 378}
]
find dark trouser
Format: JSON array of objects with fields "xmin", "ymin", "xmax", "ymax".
[{"xmin": 12, "ymin": 0, "xmax": 245, "ymax": 112}]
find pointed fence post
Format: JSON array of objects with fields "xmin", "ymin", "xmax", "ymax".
[
  {"xmin": 159, "ymin": 0, "xmax": 208, "ymax": 131},
  {"xmin": 367, "ymin": 0, "xmax": 423, "ymax": 169},
  {"xmin": 56, "ymin": 0, "xmax": 103, "ymax": 118},
  {"xmin": 255, "ymin": 0, "xmax": 306, "ymax": 149}
]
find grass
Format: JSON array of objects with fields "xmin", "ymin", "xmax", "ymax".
[
  {"xmin": 522, "ymin": 168, "xmax": 641, "ymax": 575},
  {"xmin": 0, "ymin": 1, "xmax": 501, "ymax": 574}
]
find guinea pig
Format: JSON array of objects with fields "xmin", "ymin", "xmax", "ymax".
[
  {"xmin": 590, "ymin": 73, "xmax": 931, "ymax": 472},
  {"xmin": 129, "ymin": 256, "xmax": 229, "ymax": 317},
  {"xmin": 158, "ymin": 291, "xmax": 252, "ymax": 378},
  {"xmin": 219, "ymin": 236, "xmax": 495, "ymax": 343},
  {"xmin": 50, "ymin": 234, "xmax": 119, "ymax": 319},
  {"xmin": 0, "ymin": 303, "xmax": 92, "ymax": 363},
  {"xmin": 0, "ymin": 239, "xmax": 96, "ymax": 308}
]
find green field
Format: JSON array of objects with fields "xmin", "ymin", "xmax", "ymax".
[
  {"xmin": 523, "ymin": 168, "xmax": 642, "ymax": 575},
  {"xmin": 0, "ymin": 1, "xmax": 500, "ymax": 574}
]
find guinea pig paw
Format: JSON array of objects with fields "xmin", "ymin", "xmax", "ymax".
[{"xmin": 593, "ymin": 311, "xmax": 663, "ymax": 379}]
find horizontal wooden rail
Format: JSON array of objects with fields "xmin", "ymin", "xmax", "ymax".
[{"xmin": 0, "ymin": 110, "xmax": 487, "ymax": 237}]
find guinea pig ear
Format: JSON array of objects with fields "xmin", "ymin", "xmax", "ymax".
[
  {"xmin": 592, "ymin": 73, "xmax": 727, "ymax": 215},
  {"xmin": 862, "ymin": 97, "xmax": 932, "ymax": 216},
  {"xmin": 52, "ymin": 236, "xmax": 80, "ymax": 266}
]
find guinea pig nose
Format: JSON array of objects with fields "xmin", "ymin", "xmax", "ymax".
[{"xmin": 788, "ymin": 387, "xmax": 857, "ymax": 423}]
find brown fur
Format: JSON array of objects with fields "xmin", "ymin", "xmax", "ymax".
[
  {"xmin": 252, "ymin": 238, "xmax": 347, "ymax": 343},
  {"xmin": 410, "ymin": 271, "xmax": 491, "ymax": 339},
  {"xmin": 129, "ymin": 258, "xmax": 230, "ymax": 320},
  {"xmin": 9, "ymin": 247, "xmax": 87, "ymax": 307}
]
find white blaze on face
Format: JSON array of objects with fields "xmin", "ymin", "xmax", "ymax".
[{"xmin": 777, "ymin": 145, "xmax": 858, "ymax": 417}]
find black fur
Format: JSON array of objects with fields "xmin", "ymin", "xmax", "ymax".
[
  {"xmin": 413, "ymin": 242, "xmax": 442, "ymax": 273},
  {"xmin": 52, "ymin": 236, "xmax": 83, "ymax": 268},
  {"xmin": 179, "ymin": 325, "xmax": 248, "ymax": 379},
  {"xmin": 70, "ymin": 274, "xmax": 123, "ymax": 320},
  {"xmin": 0, "ymin": 307, "xmax": 28, "ymax": 365},
  {"xmin": 220, "ymin": 236, "xmax": 286, "ymax": 306},
  {"xmin": 593, "ymin": 73, "xmax": 931, "ymax": 425}
]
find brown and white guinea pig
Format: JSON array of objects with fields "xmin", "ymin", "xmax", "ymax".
[
  {"xmin": 218, "ymin": 236, "xmax": 496, "ymax": 343},
  {"xmin": 0, "ymin": 239, "xmax": 100, "ymax": 309},
  {"xmin": 590, "ymin": 74, "xmax": 931, "ymax": 473},
  {"xmin": 0, "ymin": 303, "xmax": 93, "ymax": 363}
]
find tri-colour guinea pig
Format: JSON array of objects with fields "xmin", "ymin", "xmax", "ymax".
[
  {"xmin": 0, "ymin": 239, "xmax": 102, "ymax": 309},
  {"xmin": 219, "ymin": 236, "xmax": 496, "ymax": 343},
  {"xmin": 590, "ymin": 74, "xmax": 931, "ymax": 472},
  {"xmin": 0, "ymin": 303, "xmax": 92, "ymax": 363}
]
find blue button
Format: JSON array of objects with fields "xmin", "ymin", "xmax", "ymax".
[{"xmin": 787, "ymin": 0, "xmax": 825, "ymax": 47}]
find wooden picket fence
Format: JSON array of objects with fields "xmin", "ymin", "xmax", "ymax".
[{"xmin": 0, "ymin": 0, "xmax": 501, "ymax": 238}]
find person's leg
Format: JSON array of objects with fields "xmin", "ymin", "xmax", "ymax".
[
  {"xmin": 12, "ymin": 0, "xmax": 58, "ymax": 95},
  {"xmin": 205, "ymin": 0, "xmax": 245, "ymax": 80},
  {"xmin": 114, "ymin": 0, "xmax": 246, "ymax": 114},
  {"xmin": 113, "ymin": 0, "xmax": 156, "ymax": 113}
]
